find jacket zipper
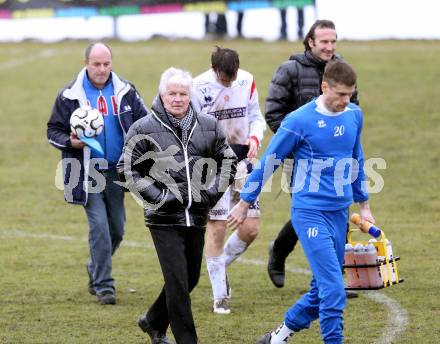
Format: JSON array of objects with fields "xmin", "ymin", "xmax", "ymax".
[
  {"xmin": 99, "ymin": 90, "xmax": 107, "ymax": 161},
  {"xmin": 152, "ymin": 110, "xmax": 197, "ymax": 227},
  {"xmin": 116, "ymin": 88, "xmax": 127, "ymax": 135}
]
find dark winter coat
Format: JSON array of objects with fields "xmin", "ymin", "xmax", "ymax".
[
  {"xmin": 117, "ymin": 96, "xmax": 238, "ymax": 228},
  {"xmin": 265, "ymin": 50, "xmax": 359, "ymax": 133}
]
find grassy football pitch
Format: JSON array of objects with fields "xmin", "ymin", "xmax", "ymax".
[{"xmin": 0, "ymin": 39, "xmax": 439, "ymax": 343}]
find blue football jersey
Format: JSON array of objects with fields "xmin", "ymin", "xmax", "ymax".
[{"xmin": 241, "ymin": 98, "xmax": 368, "ymax": 210}]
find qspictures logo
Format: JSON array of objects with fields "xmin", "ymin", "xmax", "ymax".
[{"xmin": 54, "ymin": 134, "xmax": 386, "ymax": 209}]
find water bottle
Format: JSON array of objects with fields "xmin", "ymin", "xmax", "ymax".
[
  {"xmin": 385, "ymin": 239, "xmax": 397, "ymax": 283},
  {"xmin": 364, "ymin": 243, "xmax": 383, "ymax": 287},
  {"xmin": 350, "ymin": 213, "xmax": 381, "ymax": 238},
  {"xmin": 378, "ymin": 256, "xmax": 389, "ymax": 285},
  {"xmin": 344, "ymin": 243, "xmax": 360, "ymax": 288},
  {"xmin": 354, "ymin": 244, "xmax": 369, "ymax": 288}
]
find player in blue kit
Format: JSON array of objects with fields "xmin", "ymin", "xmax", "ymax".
[{"xmin": 227, "ymin": 60, "xmax": 375, "ymax": 344}]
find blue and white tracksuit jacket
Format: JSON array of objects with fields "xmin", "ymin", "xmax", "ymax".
[
  {"xmin": 241, "ymin": 97, "xmax": 369, "ymax": 344},
  {"xmin": 47, "ymin": 68, "xmax": 149, "ymax": 205}
]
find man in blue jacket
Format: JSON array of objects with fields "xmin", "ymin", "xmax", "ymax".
[
  {"xmin": 228, "ymin": 60, "xmax": 375, "ymax": 344},
  {"xmin": 265, "ymin": 20, "xmax": 359, "ymax": 299},
  {"xmin": 47, "ymin": 42, "xmax": 148, "ymax": 305}
]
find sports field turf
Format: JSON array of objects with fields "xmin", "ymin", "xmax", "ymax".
[{"xmin": 0, "ymin": 39, "xmax": 439, "ymax": 343}]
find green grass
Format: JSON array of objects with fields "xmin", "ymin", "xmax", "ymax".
[{"xmin": 1, "ymin": 39, "xmax": 439, "ymax": 343}]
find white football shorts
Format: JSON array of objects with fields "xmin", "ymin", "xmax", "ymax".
[{"xmin": 209, "ymin": 160, "xmax": 260, "ymax": 221}]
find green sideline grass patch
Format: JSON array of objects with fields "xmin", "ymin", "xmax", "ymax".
[{"xmin": 0, "ymin": 39, "xmax": 439, "ymax": 343}]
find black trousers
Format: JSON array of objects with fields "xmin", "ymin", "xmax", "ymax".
[
  {"xmin": 272, "ymin": 219, "xmax": 298, "ymax": 259},
  {"xmin": 147, "ymin": 225, "xmax": 205, "ymax": 344}
]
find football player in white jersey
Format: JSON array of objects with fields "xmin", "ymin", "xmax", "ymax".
[{"xmin": 193, "ymin": 47, "xmax": 266, "ymax": 314}]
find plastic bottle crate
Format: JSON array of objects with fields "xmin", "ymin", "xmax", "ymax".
[{"xmin": 344, "ymin": 228, "xmax": 404, "ymax": 290}]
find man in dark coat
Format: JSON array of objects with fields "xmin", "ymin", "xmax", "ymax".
[{"xmin": 117, "ymin": 67, "xmax": 237, "ymax": 344}]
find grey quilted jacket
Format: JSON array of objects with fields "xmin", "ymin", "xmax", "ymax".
[{"xmin": 117, "ymin": 96, "xmax": 237, "ymax": 228}]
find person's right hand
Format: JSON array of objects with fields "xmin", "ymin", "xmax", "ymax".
[
  {"xmin": 227, "ymin": 199, "xmax": 250, "ymax": 230},
  {"xmin": 70, "ymin": 133, "xmax": 86, "ymax": 149}
]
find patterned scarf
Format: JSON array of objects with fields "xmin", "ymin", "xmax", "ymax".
[{"xmin": 166, "ymin": 106, "xmax": 194, "ymax": 146}]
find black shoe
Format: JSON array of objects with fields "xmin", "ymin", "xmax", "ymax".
[
  {"xmin": 96, "ymin": 290, "xmax": 116, "ymax": 305},
  {"xmin": 86, "ymin": 264, "xmax": 96, "ymax": 295},
  {"xmin": 346, "ymin": 290, "xmax": 359, "ymax": 299},
  {"xmin": 138, "ymin": 314, "xmax": 174, "ymax": 344},
  {"xmin": 256, "ymin": 333, "xmax": 272, "ymax": 344},
  {"xmin": 268, "ymin": 241, "xmax": 285, "ymax": 288}
]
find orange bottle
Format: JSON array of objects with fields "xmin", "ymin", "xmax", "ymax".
[
  {"xmin": 354, "ymin": 244, "xmax": 369, "ymax": 288},
  {"xmin": 364, "ymin": 243, "xmax": 383, "ymax": 288},
  {"xmin": 344, "ymin": 243, "xmax": 360, "ymax": 288}
]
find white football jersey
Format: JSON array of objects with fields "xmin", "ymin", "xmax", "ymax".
[{"xmin": 193, "ymin": 69, "xmax": 266, "ymax": 145}]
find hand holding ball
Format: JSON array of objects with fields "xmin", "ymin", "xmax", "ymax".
[
  {"xmin": 70, "ymin": 106, "xmax": 104, "ymax": 138},
  {"xmin": 69, "ymin": 107, "xmax": 104, "ymax": 155}
]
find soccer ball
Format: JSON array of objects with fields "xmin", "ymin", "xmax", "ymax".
[{"xmin": 70, "ymin": 106, "xmax": 104, "ymax": 138}]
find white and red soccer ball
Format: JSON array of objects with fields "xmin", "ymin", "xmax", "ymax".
[{"xmin": 70, "ymin": 106, "xmax": 104, "ymax": 138}]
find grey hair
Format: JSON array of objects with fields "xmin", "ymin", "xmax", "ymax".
[{"xmin": 158, "ymin": 67, "xmax": 193, "ymax": 95}]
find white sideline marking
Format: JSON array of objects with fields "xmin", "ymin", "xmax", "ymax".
[
  {"xmin": 1, "ymin": 229, "xmax": 408, "ymax": 343},
  {"xmin": 0, "ymin": 229, "xmax": 154, "ymax": 249},
  {"xmin": 367, "ymin": 292, "xmax": 409, "ymax": 344},
  {"xmin": 239, "ymin": 257, "xmax": 312, "ymax": 276},
  {"xmin": 0, "ymin": 49, "xmax": 57, "ymax": 71}
]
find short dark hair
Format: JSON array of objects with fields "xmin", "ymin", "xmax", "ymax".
[
  {"xmin": 85, "ymin": 42, "xmax": 112, "ymax": 61},
  {"xmin": 211, "ymin": 46, "xmax": 239, "ymax": 79},
  {"xmin": 323, "ymin": 60, "xmax": 357, "ymax": 87},
  {"xmin": 303, "ymin": 19, "xmax": 336, "ymax": 51}
]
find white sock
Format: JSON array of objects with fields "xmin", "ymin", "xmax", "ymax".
[
  {"xmin": 270, "ymin": 322, "xmax": 294, "ymax": 343},
  {"xmin": 206, "ymin": 255, "xmax": 227, "ymax": 299},
  {"xmin": 224, "ymin": 231, "xmax": 248, "ymax": 267}
]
